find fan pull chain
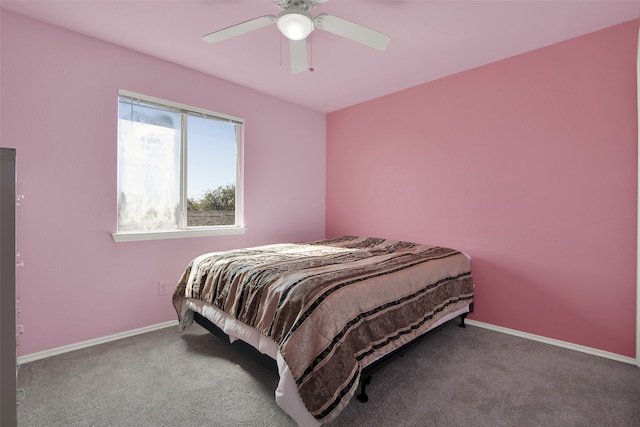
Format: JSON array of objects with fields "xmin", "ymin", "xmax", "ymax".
[{"xmin": 309, "ymin": 34, "xmax": 314, "ymax": 72}]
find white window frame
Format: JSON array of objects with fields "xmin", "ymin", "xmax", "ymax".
[{"xmin": 112, "ymin": 90, "xmax": 246, "ymax": 243}]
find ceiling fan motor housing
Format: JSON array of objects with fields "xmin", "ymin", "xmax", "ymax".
[{"xmin": 274, "ymin": 0, "xmax": 325, "ymax": 12}]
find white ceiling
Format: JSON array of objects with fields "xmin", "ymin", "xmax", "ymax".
[{"xmin": 2, "ymin": 0, "xmax": 639, "ymax": 113}]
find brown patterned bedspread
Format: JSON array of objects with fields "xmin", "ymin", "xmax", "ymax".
[{"xmin": 173, "ymin": 236, "xmax": 474, "ymax": 424}]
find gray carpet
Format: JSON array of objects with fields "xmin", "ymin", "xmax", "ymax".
[{"xmin": 16, "ymin": 320, "xmax": 640, "ymax": 426}]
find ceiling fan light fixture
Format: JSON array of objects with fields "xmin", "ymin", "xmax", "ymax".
[{"xmin": 277, "ymin": 8, "xmax": 314, "ymax": 41}]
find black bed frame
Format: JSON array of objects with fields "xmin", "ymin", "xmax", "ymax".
[
  {"xmin": 193, "ymin": 302, "xmax": 474, "ymax": 404},
  {"xmin": 356, "ymin": 303, "xmax": 473, "ymax": 402}
]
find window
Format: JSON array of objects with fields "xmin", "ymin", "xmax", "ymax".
[{"xmin": 113, "ymin": 90, "xmax": 245, "ymax": 242}]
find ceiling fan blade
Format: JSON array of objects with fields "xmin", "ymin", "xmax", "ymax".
[
  {"xmin": 314, "ymin": 13, "xmax": 391, "ymax": 52},
  {"xmin": 289, "ymin": 39, "xmax": 308, "ymax": 74},
  {"xmin": 202, "ymin": 15, "xmax": 277, "ymax": 44}
]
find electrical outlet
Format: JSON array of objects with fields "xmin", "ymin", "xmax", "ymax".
[{"xmin": 158, "ymin": 281, "xmax": 170, "ymax": 296}]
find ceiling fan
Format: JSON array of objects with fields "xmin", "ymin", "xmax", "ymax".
[{"xmin": 202, "ymin": 0, "xmax": 391, "ymax": 74}]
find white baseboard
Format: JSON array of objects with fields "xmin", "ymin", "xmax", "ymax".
[
  {"xmin": 466, "ymin": 319, "xmax": 637, "ymax": 366},
  {"xmin": 17, "ymin": 318, "xmax": 638, "ymax": 367},
  {"xmin": 17, "ymin": 320, "xmax": 179, "ymax": 365}
]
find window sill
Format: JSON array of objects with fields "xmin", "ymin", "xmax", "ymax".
[{"xmin": 112, "ymin": 227, "xmax": 247, "ymax": 243}]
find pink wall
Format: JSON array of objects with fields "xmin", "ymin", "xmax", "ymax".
[
  {"xmin": 327, "ymin": 21, "xmax": 638, "ymax": 357},
  {"xmin": 1, "ymin": 11, "xmax": 326, "ymax": 357}
]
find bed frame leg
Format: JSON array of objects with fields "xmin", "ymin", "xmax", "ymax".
[
  {"xmin": 357, "ymin": 375, "xmax": 371, "ymax": 403},
  {"xmin": 459, "ymin": 313, "xmax": 467, "ymax": 328}
]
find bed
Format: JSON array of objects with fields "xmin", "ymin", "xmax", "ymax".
[{"xmin": 172, "ymin": 235, "xmax": 474, "ymax": 426}]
